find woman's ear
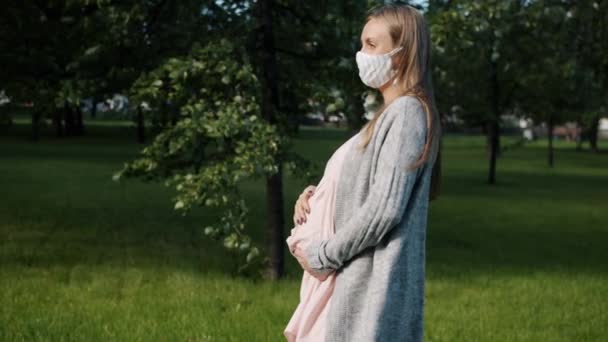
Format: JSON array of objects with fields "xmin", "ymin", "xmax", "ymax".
[
  {"xmin": 391, "ymin": 59, "xmax": 401, "ymax": 73},
  {"xmin": 391, "ymin": 52, "xmax": 402, "ymax": 69}
]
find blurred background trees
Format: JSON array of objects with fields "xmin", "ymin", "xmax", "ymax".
[{"xmin": 1, "ymin": 0, "xmax": 606, "ymax": 279}]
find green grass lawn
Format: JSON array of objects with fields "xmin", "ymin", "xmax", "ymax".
[{"xmin": 1, "ymin": 123, "xmax": 607, "ymax": 341}]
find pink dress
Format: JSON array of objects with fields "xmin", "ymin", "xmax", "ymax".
[{"xmin": 283, "ymin": 133, "xmax": 358, "ymax": 342}]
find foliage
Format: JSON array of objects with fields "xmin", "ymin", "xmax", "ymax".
[
  {"xmin": 112, "ymin": 39, "xmax": 286, "ymax": 276},
  {"xmin": 430, "ymin": 1, "xmax": 523, "ymax": 123},
  {"xmin": 429, "ymin": 0, "xmax": 607, "ymax": 129}
]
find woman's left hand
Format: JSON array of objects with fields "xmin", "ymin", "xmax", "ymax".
[{"xmin": 292, "ymin": 242, "xmax": 332, "ymax": 281}]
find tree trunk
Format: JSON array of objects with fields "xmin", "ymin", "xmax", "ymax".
[
  {"xmin": 31, "ymin": 109, "xmax": 41, "ymax": 141},
  {"xmin": 170, "ymin": 104, "xmax": 178, "ymax": 126},
  {"xmin": 429, "ymin": 138, "xmax": 442, "ymax": 201},
  {"xmin": 255, "ymin": 0, "xmax": 285, "ymax": 280},
  {"xmin": 137, "ymin": 105, "xmax": 146, "ymax": 143},
  {"xmin": 160, "ymin": 101, "xmax": 168, "ymax": 128},
  {"xmin": 589, "ymin": 114, "xmax": 600, "ymax": 153},
  {"xmin": 53, "ymin": 109, "xmax": 64, "ymax": 137},
  {"xmin": 75, "ymin": 104, "xmax": 84, "ymax": 136},
  {"xmin": 548, "ymin": 114, "xmax": 554, "ymax": 167},
  {"xmin": 64, "ymin": 101, "xmax": 75, "ymax": 136},
  {"xmin": 91, "ymin": 98, "xmax": 98, "ymax": 119},
  {"xmin": 346, "ymin": 91, "xmax": 365, "ymax": 134},
  {"xmin": 486, "ymin": 120, "xmax": 499, "ymax": 184},
  {"xmin": 575, "ymin": 116, "xmax": 584, "ymax": 151},
  {"xmin": 160, "ymin": 73, "xmax": 170, "ymax": 128},
  {"xmin": 266, "ymin": 168, "xmax": 285, "ymax": 280},
  {"xmin": 487, "ymin": 58, "xmax": 501, "ymax": 184}
]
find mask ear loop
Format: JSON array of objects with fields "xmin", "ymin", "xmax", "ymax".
[
  {"xmin": 390, "ymin": 46, "xmax": 404, "ymax": 86},
  {"xmin": 388, "ymin": 46, "xmax": 404, "ymax": 56}
]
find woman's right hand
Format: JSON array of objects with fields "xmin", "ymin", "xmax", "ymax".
[{"xmin": 293, "ymin": 185, "xmax": 316, "ymax": 226}]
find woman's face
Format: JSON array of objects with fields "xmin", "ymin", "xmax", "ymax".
[{"xmin": 359, "ymin": 17, "xmax": 394, "ymax": 55}]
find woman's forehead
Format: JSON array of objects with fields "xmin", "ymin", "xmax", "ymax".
[{"xmin": 361, "ymin": 18, "xmax": 390, "ymax": 43}]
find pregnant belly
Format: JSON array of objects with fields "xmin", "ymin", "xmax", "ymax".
[{"xmin": 286, "ymin": 181, "xmax": 337, "ymax": 250}]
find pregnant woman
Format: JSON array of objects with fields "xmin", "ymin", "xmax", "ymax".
[
  {"xmin": 284, "ymin": 130, "xmax": 360, "ymax": 341},
  {"xmin": 286, "ymin": 4, "xmax": 442, "ymax": 342}
]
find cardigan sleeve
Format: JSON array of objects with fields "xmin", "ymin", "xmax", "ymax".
[{"xmin": 303, "ymin": 97, "xmax": 428, "ymax": 273}]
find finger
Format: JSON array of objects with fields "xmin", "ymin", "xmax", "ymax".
[
  {"xmin": 294, "ymin": 200, "xmax": 300, "ymax": 211},
  {"xmin": 299, "ymin": 208, "xmax": 306, "ymax": 224},
  {"xmin": 296, "ymin": 205, "xmax": 307, "ymax": 223},
  {"xmin": 302, "ymin": 187, "xmax": 314, "ymax": 199},
  {"xmin": 296, "ymin": 206, "xmax": 304, "ymax": 224},
  {"xmin": 303, "ymin": 199, "xmax": 310, "ymax": 214},
  {"xmin": 304, "ymin": 189, "xmax": 314, "ymax": 199},
  {"xmin": 297, "ymin": 207, "xmax": 306, "ymax": 223},
  {"xmin": 300, "ymin": 204, "xmax": 308, "ymax": 217}
]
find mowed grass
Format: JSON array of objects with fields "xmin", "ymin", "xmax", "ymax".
[{"xmin": 1, "ymin": 122, "xmax": 607, "ymax": 341}]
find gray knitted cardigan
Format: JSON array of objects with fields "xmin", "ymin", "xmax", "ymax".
[{"xmin": 303, "ymin": 95, "xmax": 437, "ymax": 342}]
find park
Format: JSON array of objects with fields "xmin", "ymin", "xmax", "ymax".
[{"xmin": 1, "ymin": 1, "xmax": 607, "ymax": 341}]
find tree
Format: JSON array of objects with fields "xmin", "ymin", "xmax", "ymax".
[
  {"xmin": 430, "ymin": 0, "xmax": 529, "ymax": 183},
  {"xmin": 114, "ymin": 39, "xmax": 285, "ymax": 277},
  {"xmin": 571, "ymin": 0, "xmax": 607, "ymax": 153}
]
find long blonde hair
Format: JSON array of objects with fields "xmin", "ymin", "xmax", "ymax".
[{"xmin": 356, "ymin": 3, "xmax": 442, "ymax": 201}]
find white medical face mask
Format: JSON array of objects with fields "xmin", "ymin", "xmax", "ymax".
[{"xmin": 355, "ymin": 46, "xmax": 403, "ymax": 88}]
